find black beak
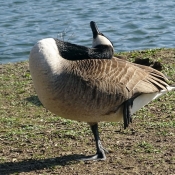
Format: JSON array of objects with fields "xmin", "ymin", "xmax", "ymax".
[{"xmin": 90, "ymin": 21, "xmax": 100, "ymax": 39}]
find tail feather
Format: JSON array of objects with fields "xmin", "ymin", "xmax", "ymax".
[
  {"xmin": 167, "ymin": 86, "xmax": 175, "ymax": 91},
  {"xmin": 131, "ymin": 85, "xmax": 175, "ymax": 115}
]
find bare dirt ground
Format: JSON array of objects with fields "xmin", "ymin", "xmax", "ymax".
[{"xmin": 0, "ymin": 48, "xmax": 175, "ymax": 175}]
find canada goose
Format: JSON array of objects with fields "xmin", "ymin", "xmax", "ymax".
[{"xmin": 29, "ymin": 21, "xmax": 175, "ymax": 161}]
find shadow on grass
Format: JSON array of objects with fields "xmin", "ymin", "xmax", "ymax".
[
  {"xmin": 25, "ymin": 95, "xmax": 43, "ymax": 107},
  {"xmin": 0, "ymin": 154, "xmax": 85, "ymax": 175}
]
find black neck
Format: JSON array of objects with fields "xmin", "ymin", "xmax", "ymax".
[{"xmin": 54, "ymin": 39, "xmax": 113, "ymax": 61}]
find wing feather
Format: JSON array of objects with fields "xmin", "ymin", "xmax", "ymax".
[{"xmin": 71, "ymin": 57, "xmax": 169, "ymax": 105}]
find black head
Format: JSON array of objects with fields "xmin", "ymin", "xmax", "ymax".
[{"xmin": 90, "ymin": 21, "xmax": 114, "ymax": 49}]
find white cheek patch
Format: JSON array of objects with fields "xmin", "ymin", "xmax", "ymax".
[{"xmin": 92, "ymin": 35, "xmax": 113, "ymax": 48}]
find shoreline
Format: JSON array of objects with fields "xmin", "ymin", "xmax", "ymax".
[{"xmin": 1, "ymin": 47, "xmax": 175, "ymax": 65}]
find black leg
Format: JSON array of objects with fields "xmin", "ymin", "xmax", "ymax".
[
  {"xmin": 78, "ymin": 123, "xmax": 107, "ymax": 161},
  {"xmin": 91, "ymin": 123, "xmax": 107, "ymax": 159},
  {"xmin": 123, "ymin": 99, "xmax": 132, "ymax": 129}
]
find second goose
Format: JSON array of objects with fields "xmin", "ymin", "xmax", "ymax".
[{"xmin": 29, "ymin": 21, "xmax": 175, "ymax": 161}]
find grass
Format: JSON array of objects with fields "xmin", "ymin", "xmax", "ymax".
[{"xmin": 0, "ymin": 48, "xmax": 175, "ymax": 175}]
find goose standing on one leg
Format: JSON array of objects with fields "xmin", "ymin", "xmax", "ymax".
[{"xmin": 29, "ymin": 21, "xmax": 175, "ymax": 161}]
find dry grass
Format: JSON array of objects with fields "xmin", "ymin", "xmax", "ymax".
[{"xmin": 0, "ymin": 48, "xmax": 175, "ymax": 175}]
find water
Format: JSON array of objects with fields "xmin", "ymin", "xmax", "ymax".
[{"xmin": 0, "ymin": 0, "xmax": 175, "ymax": 64}]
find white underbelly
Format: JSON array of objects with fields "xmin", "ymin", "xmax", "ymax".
[
  {"xmin": 131, "ymin": 86, "xmax": 175, "ymax": 115},
  {"xmin": 36, "ymin": 83, "xmax": 174, "ymax": 123},
  {"xmin": 40, "ymin": 93, "xmax": 124, "ymax": 123}
]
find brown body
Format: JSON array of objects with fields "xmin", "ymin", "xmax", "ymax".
[
  {"xmin": 29, "ymin": 38, "xmax": 170, "ymax": 123},
  {"xmin": 29, "ymin": 21, "xmax": 175, "ymax": 160}
]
